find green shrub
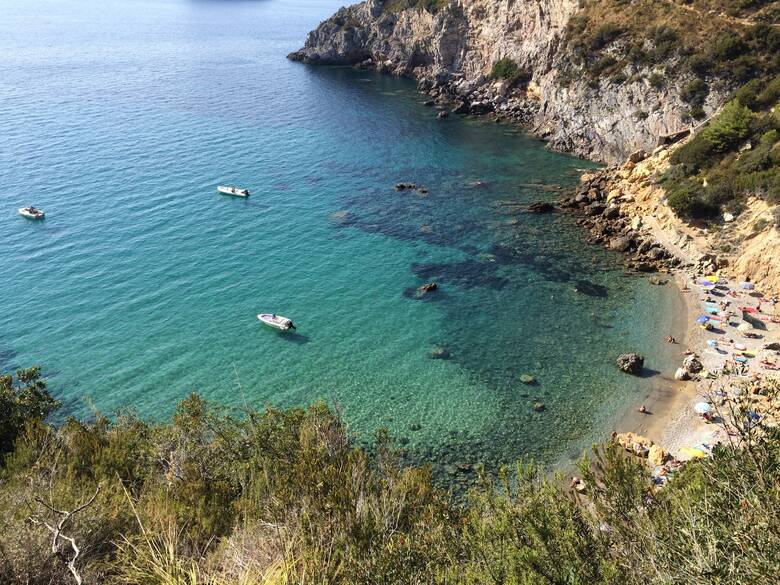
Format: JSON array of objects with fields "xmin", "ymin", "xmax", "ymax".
[
  {"xmin": 490, "ymin": 57, "xmax": 530, "ymax": 85},
  {"xmin": 689, "ymin": 106, "xmax": 706, "ymax": 120},
  {"xmin": 0, "ymin": 367, "xmax": 59, "ymax": 460},
  {"xmin": 590, "ymin": 55, "xmax": 619, "ymax": 76},
  {"xmin": 687, "ymin": 53, "xmax": 713, "ymax": 76},
  {"xmin": 2, "ymin": 373, "xmax": 780, "ymax": 584},
  {"xmin": 648, "ymin": 72, "xmax": 665, "ymax": 89},
  {"xmin": 756, "ymin": 75, "xmax": 780, "ymax": 107},
  {"xmin": 666, "ymin": 179, "xmax": 718, "ymax": 218},
  {"xmin": 681, "ymin": 78, "xmax": 709, "ymax": 106},
  {"xmin": 734, "ymin": 78, "xmax": 767, "ymax": 110},
  {"xmin": 650, "ymin": 25, "xmax": 679, "ymax": 60},
  {"xmin": 591, "ymin": 22, "xmax": 624, "ymax": 50},
  {"xmin": 710, "ymin": 32, "xmax": 748, "ymax": 61},
  {"xmin": 701, "ymin": 99, "xmax": 754, "ymax": 153}
]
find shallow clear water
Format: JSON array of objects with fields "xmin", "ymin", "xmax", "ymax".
[{"xmin": 0, "ymin": 0, "xmax": 681, "ymax": 483}]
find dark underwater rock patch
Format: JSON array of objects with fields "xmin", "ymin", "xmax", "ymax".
[
  {"xmin": 412, "ymin": 260, "xmax": 509, "ymax": 290},
  {"xmin": 573, "ymin": 279, "xmax": 609, "ymax": 298}
]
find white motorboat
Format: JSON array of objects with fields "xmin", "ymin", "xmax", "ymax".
[
  {"xmin": 257, "ymin": 313, "xmax": 295, "ymax": 331},
  {"xmin": 217, "ymin": 185, "xmax": 250, "ymax": 197},
  {"xmin": 19, "ymin": 206, "xmax": 45, "ymax": 220}
]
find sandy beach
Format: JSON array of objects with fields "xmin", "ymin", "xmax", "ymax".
[{"xmin": 619, "ymin": 270, "xmax": 780, "ymax": 466}]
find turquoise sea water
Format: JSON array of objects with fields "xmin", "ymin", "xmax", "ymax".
[{"xmin": 1, "ymin": 0, "xmax": 681, "ymax": 483}]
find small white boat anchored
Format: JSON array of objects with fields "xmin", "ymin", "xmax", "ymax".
[
  {"xmin": 19, "ymin": 206, "xmax": 45, "ymax": 220},
  {"xmin": 217, "ymin": 185, "xmax": 250, "ymax": 197},
  {"xmin": 258, "ymin": 313, "xmax": 296, "ymax": 331}
]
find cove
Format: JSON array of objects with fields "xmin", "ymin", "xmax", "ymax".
[{"xmin": 0, "ymin": 0, "xmax": 682, "ymax": 486}]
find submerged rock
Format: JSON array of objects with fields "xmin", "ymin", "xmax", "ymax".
[
  {"xmin": 519, "ymin": 374, "xmax": 536, "ymax": 385},
  {"xmin": 616, "ymin": 353, "xmax": 644, "ymax": 375},
  {"xmin": 573, "ymin": 280, "xmax": 608, "ymax": 298},
  {"xmin": 527, "ymin": 201, "xmax": 555, "ymax": 213},
  {"xmin": 411, "ymin": 282, "xmax": 438, "ymax": 298},
  {"xmin": 648, "ymin": 275, "xmax": 668, "ymax": 285},
  {"xmin": 428, "ymin": 346, "xmax": 451, "ymax": 360},
  {"xmin": 533, "ymin": 402, "xmax": 546, "ymax": 412}
]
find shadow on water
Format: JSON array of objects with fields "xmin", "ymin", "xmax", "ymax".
[
  {"xmin": 639, "ymin": 367, "xmax": 662, "ymax": 379},
  {"xmin": 278, "ymin": 331, "xmax": 311, "ymax": 345}
]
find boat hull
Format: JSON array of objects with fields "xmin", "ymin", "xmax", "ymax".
[
  {"xmin": 217, "ymin": 186, "xmax": 249, "ymax": 197},
  {"xmin": 19, "ymin": 208, "xmax": 45, "ymax": 219},
  {"xmin": 257, "ymin": 313, "xmax": 295, "ymax": 331}
]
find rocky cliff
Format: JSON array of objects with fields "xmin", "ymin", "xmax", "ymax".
[
  {"xmin": 289, "ymin": 0, "xmax": 732, "ymax": 163},
  {"xmin": 559, "ymin": 143, "xmax": 780, "ymax": 295}
]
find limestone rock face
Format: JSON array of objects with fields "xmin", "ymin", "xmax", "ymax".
[
  {"xmin": 648, "ymin": 444, "xmax": 667, "ymax": 466},
  {"xmin": 289, "ymin": 0, "xmax": 729, "ymax": 163}
]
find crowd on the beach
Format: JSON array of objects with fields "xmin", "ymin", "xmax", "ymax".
[{"xmin": 607, "ymin": 274, "xmax": 780, "ymax": 489}]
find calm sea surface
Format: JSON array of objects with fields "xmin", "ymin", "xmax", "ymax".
[{"xmin": 0, "ymin": 0, "xmax": 681, "ymax": 482}]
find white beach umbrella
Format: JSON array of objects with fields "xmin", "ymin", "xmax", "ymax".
[
  {"xmin": 694, "ymin": 402, "xmax": 712, "ymax": 414},
  {"xmin": 737, "ymin": 322, "xmax": 752, "ymax": 332}
]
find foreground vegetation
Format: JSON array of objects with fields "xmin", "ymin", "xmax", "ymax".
[{"xmin": 2, "ymin": 367, "xmax": 780, "ymax": 584}]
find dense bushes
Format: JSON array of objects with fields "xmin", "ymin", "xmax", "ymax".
[
  {"xmin": 561, "ymin": 0, "xmax": 780, "ymax": 90},
  {"xmin": 0, "ymin": 367, "xmax": 59, "ymax": 458},
  {"xmin": 2, "ymin": 371, "xmax": 780, "ymax": 584},
  {"xmin": 663, "ymin": 76, "xmax": 780, "ymax": 219},
  {"xmin": 489, "ymin": 57, "xmax": 531, "ymax": 85}
]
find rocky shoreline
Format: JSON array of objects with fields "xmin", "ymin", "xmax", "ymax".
[{"xmin": 557, "ymin": 162, "xmax": 679, "ymax": 276}]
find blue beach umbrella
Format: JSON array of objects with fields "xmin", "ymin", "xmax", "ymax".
[{"xmin": 696, "ymin": 316, "xmax": 710, "ymax": 324}]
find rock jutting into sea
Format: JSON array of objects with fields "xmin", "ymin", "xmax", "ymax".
[{"xmin": 287, "ymin": 0, "xmax": 731, "ymax": 164}]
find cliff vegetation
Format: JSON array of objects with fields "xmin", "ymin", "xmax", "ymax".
[
  {"xmin": 661, "ymin": 75, "xmax": 780, "ymax": 220},
  {"xmin": 3, "ymin": 367, "xmax": 780, "ymax": 584}
]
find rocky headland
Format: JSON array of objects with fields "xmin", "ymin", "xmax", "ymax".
[{"xmin": 288, "ymin": 0, "xmax": 738, "ymax": 164}]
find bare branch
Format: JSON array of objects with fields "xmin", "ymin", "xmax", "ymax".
[{"xmin": 29, "ymin": 484, "xmax": 101, "ymax": 585}]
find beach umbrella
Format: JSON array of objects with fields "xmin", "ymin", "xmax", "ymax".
[
  {"xmin": 706, "ymin": 339, "xmax": 718, "ymax": 347},
  {"xmin": 704, "ymin": 275, "xmax": 719, "ymax": 283},
  {"xmin": 696, "ymin": 315, "xmax": 710, "ymax": 324},
  {"xmin": 737, "ymin": 322, "xmax": 752, "ymax": 331},
  {"xmin": 694, "ymin": 402, "xmax": 712, "ymax": 414},
  {"xmin": 740, "ymin": 282, "xmax": 755, "ymax": 290},
  {"xmin": 705, "ymin": 307, "xmax": 720, "ymax": 314},
  {"xmin": 700, "ymin": 280, "xmax": 715, "ymax": 287}
]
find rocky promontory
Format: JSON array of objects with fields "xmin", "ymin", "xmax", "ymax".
[{"xmin": 288, "ymin": 0, "xmax": 733, "ymax": 164}]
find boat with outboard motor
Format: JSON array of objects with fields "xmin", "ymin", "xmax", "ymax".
[
  {"xmin": 257, "ymin": 313, "xmax": 295, "ymax": 331},
  {"xmin": 19, "ymin": 206, "xmax": 45, "ymax": 219},
  {"xmin": 217, "ymin": 185, "xmax": 250, "ymax": 197}
]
